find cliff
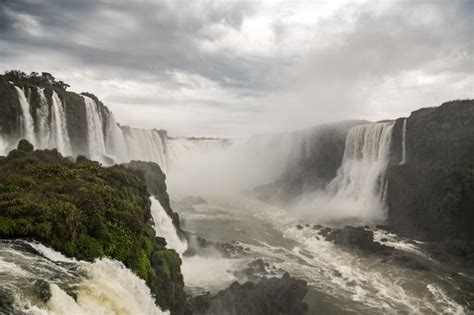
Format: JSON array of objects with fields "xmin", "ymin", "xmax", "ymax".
[
  {"xmin": 124, "ymin": 160, "xmax": 184, "ymax": 233},
  {"xmin": 0, "ymin": 140, "xmax": 186, "ymax": 313},
  {"xmin": 386, "ymin": 100, "xmax": 474, "ymax": 241},
  {"xmin": 0, "ymin": 72, "xmax": 113, "ymax": 158}
]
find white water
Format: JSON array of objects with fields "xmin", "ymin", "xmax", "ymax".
[
  {"xmin": 83, "ymin": 95, "xmax": 107, "ymax": 161},
  {"xmin": 181, "ymin": 255, "xmax": 239, "ymax": 292},
  {"xmin": 0, "ymin": 242, "xmax": 168, "ymax": 315},
  {"xmin": 15, "ymin": 86, "xmax": 36, "ymax": 145},
  {"xmin": 400, "ymin": 118, "xmax": 407, "ymax": 165},
  {"xmin": 0, "ymin": 135, "xmax": 8, "ymax": 155},
  {"xmin": 179, "ymin": 197, "xmax": 470, "ymax": 314},
  {"xmin": 35, "ymin": 88, "xmax": 51, "ymax": 149},
  {"xmin": 104, "ymin": 111, "xmax": 127, "ymax": 163},
  {"xmin": 150, "ymin": 197, "xmax": 188, "ymax": 256},
  {"xmin": 294, "ymin": 122, "xmax": 394, "ymax": 221},
  {"xmin": 50, "ymin": 91, "xmax": 72, "ymax": 156},
  {"xmin": 122, "ymin": 127, "xmax": 168, "ymax": 171}
]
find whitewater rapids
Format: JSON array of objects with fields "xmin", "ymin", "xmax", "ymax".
[
  {"xmin": 0, "ymin": 240, "xmax": 168, "ymax": 315},
  {"xmin": 178, "ymin": 196, "xmax": 472, "ymax": 314}
]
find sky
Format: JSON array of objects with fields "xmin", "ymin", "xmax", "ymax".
[{"xmin": 0, "ymin": 0, "xmax": 472, "ymax": 137}]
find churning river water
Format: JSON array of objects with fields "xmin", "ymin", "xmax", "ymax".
[{"xmin": 179, "ymin": 197, "xmax": 474, "ymax": 314}]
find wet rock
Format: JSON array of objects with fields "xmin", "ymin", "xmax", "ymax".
[
  {"xmin": 326, "ymin": 226, "xmax": 392, "ymax": 254},
  {"xmin": 248, "ymin": 259, "xmax": 269, "ymax": 273},
  {"xmin": 312, "ymin": 224, "xmax": 322, "ymax": 230},
  {"xmin": 187, "ymin": 273, "xmax": 308, "ymax": 315},
  {"xmin": 332, "ymin": 270, "xmax": 342, "ymax": 278},
  {"xmin": 296, "ymin": 224, "xmax": 304, "ymax": 230},
  {"xmin": 318, "ymin": 227, "xmax": 332, "ymax": 237}
]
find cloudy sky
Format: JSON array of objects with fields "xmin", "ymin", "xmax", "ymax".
[{"xmin": 1, "ymin": 0, "xmax": 472, "ymax": 137}]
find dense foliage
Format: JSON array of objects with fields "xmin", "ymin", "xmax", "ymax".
[
  {"xmin": 3, "ymin": 70, "xmax": 70, "ymax": 91},
  {"xmin": 0, "ymin": 141, "xmax": 185, "ymax": 313},
  {"xmin": 124, "ymin": 160, "xmax": 183, "ymax": 231}
]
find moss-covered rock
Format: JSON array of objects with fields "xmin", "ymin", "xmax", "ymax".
[
  {"xmin": 124, "ymin": 161, "xmax": 183, "ymax": 232},
  {"xmin": 0, "ymin": 141, "xmax": 185, "ymax": 313}
]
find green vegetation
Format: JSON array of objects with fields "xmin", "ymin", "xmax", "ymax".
[
  {"xmin": 0, "ymin": 141, "xmax": 185, "ymax": 314},
  {"xmin": 3, "ymin": 70, "xmax": 70, "ymax": 91},
  {"xmin": 124, "ymin": 160, "xmax": 183, "ymax": 231}
]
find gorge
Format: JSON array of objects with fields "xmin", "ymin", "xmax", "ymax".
[{"xmin": 0, "ymin": 72, "xmax": 473, "ymax": 314}]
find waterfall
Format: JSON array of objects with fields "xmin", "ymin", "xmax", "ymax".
[
  {"xmin": 121, "ymin": 127, "xmax": 168, "ymax": 171},
  {"xmin": 326, "ymin": 121, "xmax": 394, "ymax": 219},
  {"xmin": 104, "ymin": 110, "xmax": 127, "ymax": 163},
  {"xmin": 0, "ymin": 241, "xmax": 168, "ymax": 314},
  {"xmin": 83, "ymin": 95, "xmax": 107, "ymax": 161},
  {"xmin": 0, "ymin": 135, "xmax": 7, "ymax": 156},
  {"xmin": 14, "ymin": 86, "xmax": 36, "ymax": 145},
  {"xmin": 400, "ymin": 118, "xmax": 407, "ymax": 165},
  {"xmin": 150, "ymin": 197, "xmax": 187, "ymax": 256},
  {"xmin": 35, "ymin": 87, "xmax": 51, "ymax": 149},
  {"xmin": 50, "ymin": 91, "xmax": 72, "ymax": 156}
]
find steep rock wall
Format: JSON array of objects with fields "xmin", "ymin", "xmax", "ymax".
[{"xmin": 386, "ymin": 100, "xmax": 474, "ymax": 241}]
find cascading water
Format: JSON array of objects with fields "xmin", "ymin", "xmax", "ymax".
[
  {"xmin": 104, "ymin": 110, "xmax": 127, "ymax": 163},
  {"xmin": 83, "ymin": 95, "xmax": 107, "ymax": 161},
  {"xmin": 35, "ymin": 87, "xmax": 51, "ymax": 149},
  {"xmin": 327, "ymin": 121, "xmax": 394, "ymax": 219},
  {"xmin": 50, "ymin": 91, "xmax": 72, "ymax": 156},
  {"xmin": 150, "ymin": 197, "xmax": 188, "ymax": 256},
  {"xmin": 14, "ymin": 86, "xmax": 36, "ymax": 145},
  {"xmin": 400, "ymin": 118, "xmax": 407, "ymax": 165},
  {"xmin": 121, "ymin": 127, "xmax": 168, "ymax": 171},
  {"xmin": 0, "ymin": 240, "xmax": 168, "ymax": 314}
]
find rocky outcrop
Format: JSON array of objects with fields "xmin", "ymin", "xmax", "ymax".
[
  {"xmin": 386, "ymin": 100, "xmax": 474, "ymax": 241},
  {"xmin": 325, "ymin": 226, "xmax": 391, "ymax": 254},
  {"xmin": 123, "ymin": 160, "xmax": 183, "ymax": 233},
  {"xmin": 186, "ymin": 273, "xmax": 308, "ymax": 315},
  {"xmin": 0, "ymin": 141, "xmax": 186, "ymax": 314}
]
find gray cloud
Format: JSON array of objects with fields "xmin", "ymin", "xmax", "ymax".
[{"xmin": 0, "ymin": 0, "xmax": 472, "ymax": 136}]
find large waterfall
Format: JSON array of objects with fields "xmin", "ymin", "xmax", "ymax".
[
  {"xmin": 104, "ymin": 109, "xmax": 128, "ymax": 163},
  {"xmin": 121, "ymin": 126, "xmax": 168, "ymax": 171},
  {"xmin": 328, "ymin": 122, "xmax": 394, "ymax": 218},
  {"xmin": 294, "ymin": 122, "xmax": 394, "ymax": 221},
  {"xmin": 36, "ymin": 88, "xmax": 50, "ymax": 149},
  {"xmin": 83, "ymin": 95, "xmax": 107, "ymax": 161},
  {"xmin": 50, "ymin": 91, "xmax": 72, "ymax": 156},
  {"xmin": 6, "ymin": 84, "xmax": 170, "ymax": 168},
  {"xmin": 14, "ymin": 86, "xmax": 35, "ymax": 145}
]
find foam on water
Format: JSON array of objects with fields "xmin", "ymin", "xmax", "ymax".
[
  {"xmin": 181, "ymin": 255, "xmax": 240, "ymax": 292},
  {"xmin": 27, "ymin": 241, "xmax": 76, "ymax": 263},
  {"xmin": 1, "ymin": 241, "xmax": 169, "ymax": 315}
]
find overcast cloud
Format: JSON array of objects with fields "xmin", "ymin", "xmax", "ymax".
[{"xmin": 0, "ymin": 0, "xmax": 472, "ymax": 137}]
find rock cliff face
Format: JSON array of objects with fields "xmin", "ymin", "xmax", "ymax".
[
  {"xmin": 0, "ymin": 74, "xmax": 110, "ymax": 157},
  {"xmin": 386, "ymin": 100, "xmax": 474, "ymax": 241},
  {"xmin": 124, "ymin": 160, "xmax": 183, "ymax": 233}
]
